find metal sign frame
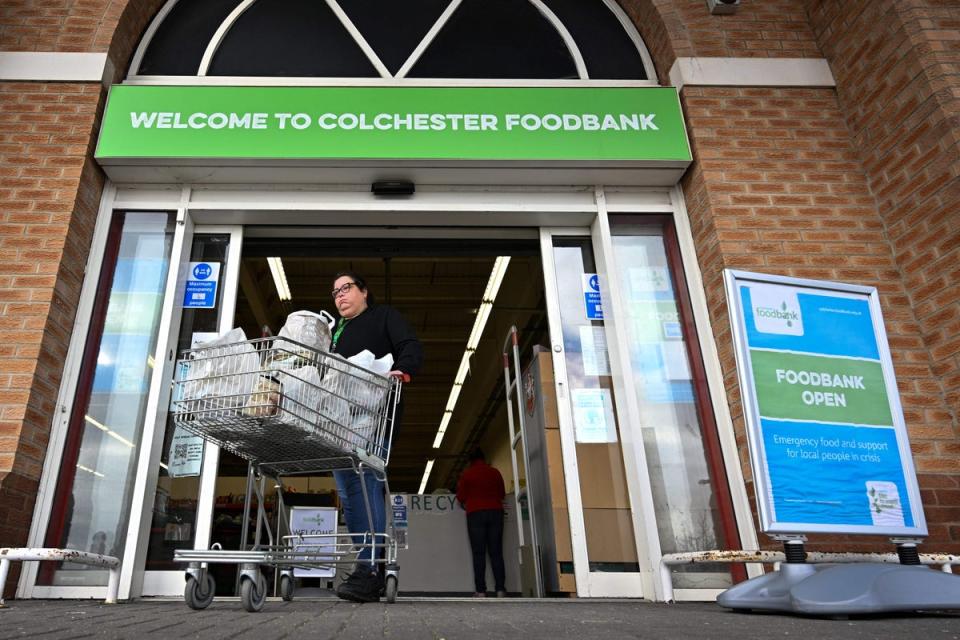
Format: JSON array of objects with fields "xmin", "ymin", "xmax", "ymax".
[{"xmin": 724, "ymin": 269, "xmax": 927, "ymax": 537}]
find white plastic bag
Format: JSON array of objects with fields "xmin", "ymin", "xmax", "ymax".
[
  {"xmin": 315, "ymin": 351, "xmax": 394, "ymax": 451},
  {"xmin": 278, "ymin": 365, "xmax": 323, "ymax": 430},
  {"xmin": 347, "ymin": 350, "xmax": 394, "ymax": 377},
  {"xmin": 345, "ymin": 351, "xmax": 392, "ymax": 450},
  {"xmin": 182, "ymin": 328, "xmax": 258, "ymax": 411},
  {"xmin": 278, "ymin": 310, "xmax": 335, "ymax": 352},
  {"xmin": 316, "ymin": 354, "xmax": 352, "ymax": 443}
]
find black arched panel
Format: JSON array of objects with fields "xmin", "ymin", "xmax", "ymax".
[
  {"xmin": 138, "ymin": 0, "xmax": 242, "ymax": 75},
  {"xmin": 408, "ymin": 0, "xmax": 578, "ymax": 79},
  {"xmin": 541, "ymin": 0, "xmax": 649, "ymax": 80},
  {"xmin": 338, "ymin": 0, "xmax": 452, "ymax": 75},
  {"xmin": 209, "ymin": 0, "xmax": 378, "ymax": 77}
]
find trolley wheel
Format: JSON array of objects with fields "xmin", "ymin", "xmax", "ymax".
[
  {"xmin": 384, "ymin": 575, "xmax": 398, "ymax": 604},
  {"xmin": 240, "ymin": 572, "xmax": 267, "ymax": 612},
  {"xmin": 184, "ymin": 573, "xmax": 216, "ymax": 610},
  {"xmin": 280, "ymin": 574, "xmax": 295, "ymax": 602}
]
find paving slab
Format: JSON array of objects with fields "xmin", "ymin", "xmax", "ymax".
[{"xmin": 0, "ymin": 598, "xmax": 957, "ymax": 640}]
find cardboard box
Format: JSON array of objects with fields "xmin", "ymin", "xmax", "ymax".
[
  {"xmin": 545, "ymin": 428, "xmax": 567, "ymax": 508},
  {"xmin": 583, "ymin": 508, "xmax": 638, "ymax": 563},
  {"xmin": 576, "ymin": 443, "xmax": 631, "ymax": 510},
  {"xmin": 557, "ymin": 572, "xmax": 576, "ymax": 593},
  {"xmin": 552, "ymin": 507, "xmax": 572, "ymax": 561},
  {"xmin": 534, "ymin": 352, "xmax": 559, "ymax": 429}
]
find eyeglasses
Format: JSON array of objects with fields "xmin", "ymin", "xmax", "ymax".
[{"xmin": 331, "ymin": 282, "xmax": 357, "ymax": 298}]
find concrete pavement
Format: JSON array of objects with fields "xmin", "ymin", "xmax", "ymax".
[{"xmin": 1, "ymin": 597, "xmax": 958, "ymax": 639}]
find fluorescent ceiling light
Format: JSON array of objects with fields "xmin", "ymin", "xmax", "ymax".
[
  {"xmin": 466, "ymin": 303, "xmax": 492, "ymax": 350},
  {"xmin": 483, "ymin": 256, "xmax": 510, "ymax": 302},
  {"xmin": 85, "ymin": 414, "xmax": 108, "ymax": 431},
  {"xmin": 76, "ymin": 463, "xmax": 104, "ymax": 478},
  {"xmin": 454, "ymin": 351, "xmax": 472, "ymax": 386},
  {"xmin": 267, "ymin": 257, "xmax": 292, "ymax": 301},
  {"xmin": 431, "ymin": 256, "xmax": 510, "ymax": 450},
  {"xmin": 444, "ymin": 384, "xmax": 462, "ymax": 413},
  {"xmin": 432, "ymin": 412, "xmax": 452, "ymax": 448},
  {"xmin": 418, "ymin": 459, "xmax": 435, "ymax": 494},
  {"xmin": 85, "ymin": 415, "xmax": 135, "ymax": 449}
]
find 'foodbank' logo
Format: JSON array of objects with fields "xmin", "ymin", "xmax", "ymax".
[
  {"xmin": 749, "ymin": 285, "xmax": 803, "ymax": 336},
  {"xmin": 756, "ymin": 301, "xmax": 799, "ymax": 327}
]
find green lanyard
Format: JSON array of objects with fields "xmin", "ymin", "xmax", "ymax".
[{"xmin": 331, "ymin": 317, "xmax": 349, "ymax": 350}]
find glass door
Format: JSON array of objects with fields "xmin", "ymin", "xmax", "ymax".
[
  {"xmin": 607, "ymin": 216, "xmax": 741, "ymax": 591},
  {"xmin": 539, "ymin": 228, "xmax": 645, "ymax": 598},
  {"xmin": 140, "ymin": 225, "xmax": 243, "ymax": 596},
  {"xmin": 31, "ymin": 210, "xmax": 182, "ymax": 599}
]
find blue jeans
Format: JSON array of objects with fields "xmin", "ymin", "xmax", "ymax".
[{"xmin": 333, "ymin": 467, "xmax": 385, "ymax": 565}]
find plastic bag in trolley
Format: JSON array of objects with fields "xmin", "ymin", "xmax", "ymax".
[
  {"xmin": 178, "ymin": 328, "xmax": 259, "ymax": 413},
  {"xmin": 317, "ymin": 350, "xmax": 394, "ymax": 450},
  {"xmin": 273, "ymin": 310, "xmax": 335, "ymax": 368},
  {"xmin": 277, "ymin": 365, "xmax": 323, "ymax": 429}
]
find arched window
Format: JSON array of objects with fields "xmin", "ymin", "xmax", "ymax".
[{"xmin": 130, "ymin": 0, "xmax": 656, "ymax": 81}]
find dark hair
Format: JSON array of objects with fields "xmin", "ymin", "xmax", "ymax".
[
  {"xmin": 469, "ymin": 448, "xmax": 485, "ymax": 462},
  {"xmin": 333, "ymin": 270, "xmax": 376, "ymax": 305}
]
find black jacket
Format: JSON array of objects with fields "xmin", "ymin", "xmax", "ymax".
[{"xmin": 331, "ymin": 304, "xmax": 423, "ymax": 377}]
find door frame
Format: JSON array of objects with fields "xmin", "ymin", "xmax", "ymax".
[
  {"xmin": 20, "ymin": 196, "xmax": 192, "ymax": 601},
  {"xmin": 140, "ymin": 223, "xmax": 243, "ymax": 596},
  {"xmin": 17, "ymin": 185, "xmax": 120, "ymax": 601},
  {"xmin": 539, "ymin": 225, "xmax": 650, "ymax": 598},
  {"xmin": 23, "ymin": 183, "xmax": 756, "ymax": 601}
]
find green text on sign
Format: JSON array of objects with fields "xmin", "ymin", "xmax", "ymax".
[
  {"xmin": 95, "ymin": 85, "xmax": 691, "ymax": 162},
  {"xmin": 750, "ymin": 350, "xmax": 892, "ymax": 426}
]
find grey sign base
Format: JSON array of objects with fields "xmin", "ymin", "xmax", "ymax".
[{"xmin": 717, "ymin": 564, "xmax": 960, "ymax": 616}]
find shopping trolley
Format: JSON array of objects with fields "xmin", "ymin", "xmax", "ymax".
[{"xmin": 169, "ymin": 336, "xmax": 405, "ymax": 611}]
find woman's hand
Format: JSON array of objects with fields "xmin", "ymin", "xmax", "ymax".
[{"xmin": 388, "ymin": 370, "xmax": 411, "ymax": 383}]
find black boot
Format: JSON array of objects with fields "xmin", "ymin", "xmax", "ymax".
[{"xmin": 336, "ymin": 566, "xmax": 381, "ymax": 603}]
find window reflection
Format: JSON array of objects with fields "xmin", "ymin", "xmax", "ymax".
[
  {"xmin": 611, "ymin": 223, "xmax": 731, "ymax": 589},
  {"xmin": 40, "ymin": 212, "xmax": 175, "ymax": 586}
]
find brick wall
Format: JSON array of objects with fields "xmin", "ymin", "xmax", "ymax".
[
  {"xmin": 0, "ymin": 81, "xmax": 104, "ymax": 597},
  {"xmin": 804, "ymin": 1, "xmax": 960, "ymax": 512},
  {"xmin": 0, "ymin": 0, "xmax": 163, "ymax": 79},
  {"xmin": 619, "ymin": 0, "xmax": 822, "ymax": 84},
  {"xmin": 1, "ymin": 0, "xmax": 119, "ymax": 52},
  {"xmin": 0, "ymin": 0, "xmax": 163, "ymax": 597},
  {"xmin": 678, "ymin": 85, "xmax": 959, "ymax": 553}
]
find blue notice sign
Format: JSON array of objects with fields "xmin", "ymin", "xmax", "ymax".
[
  {"xmin": 183, "ymin": 261, "xmax": 220, "ymax": 308},
  {"xmin": 582, "ymin": 273, "xmax": 603, "ymax": 320},
  {"xmin": 391, "ymin": 495, "xmax": 408, "ymax": 528}
]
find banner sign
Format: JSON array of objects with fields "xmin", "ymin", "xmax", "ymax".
[
  {"xmin": 724, "ymin": 270, "xmax": 926, "ymax": 536},
  {"xmin": 95, "ymin": 86, "xmax": 691, "ymax": 163}
]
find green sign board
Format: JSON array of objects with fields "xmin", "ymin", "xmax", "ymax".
[{"xmin": 95, "ymin": 85, "xmax": 691, "ymax": 163}]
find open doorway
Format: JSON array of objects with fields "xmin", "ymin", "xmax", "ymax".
[{"xmin": 209, "ymin": 232, "xmax": 549, "ymax": 595}]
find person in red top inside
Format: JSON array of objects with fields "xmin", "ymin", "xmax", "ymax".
[{"xmin": 456, "ymin": 448, "xmax": 507, "ymax": 597}]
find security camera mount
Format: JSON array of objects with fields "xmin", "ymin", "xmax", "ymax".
[{"xmin": 706, "ymin": 0, "xmax": 740, "ymax": 15}]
